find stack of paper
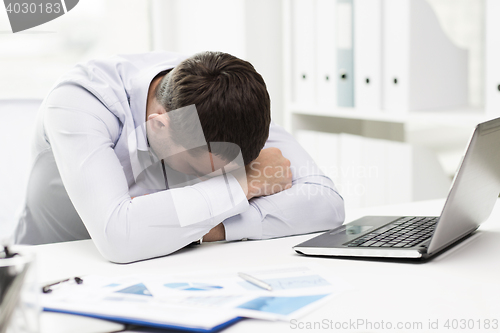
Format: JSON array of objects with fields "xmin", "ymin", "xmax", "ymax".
[{"xmin": 41, "ymin": 266, "xmax": 348, "ymax": 332}]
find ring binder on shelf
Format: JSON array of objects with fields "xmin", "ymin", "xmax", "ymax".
[
  {"xmin": 316, "ymin": 0, "xmax": 337, "ymax": 108},
  {"xmin": 383, "ymin": 0, "xmax": 468, "ymax": 113},
  {"xmin": 336, "ymin": 0, "xmax": 354, "ymax": 107},
  {"xmin": 354, "ymin": 0, "xmax": 383, "ymax": 111},
  {"xmin": 291, "ymin": 0, "xmax": 316, "ymax": 107}
]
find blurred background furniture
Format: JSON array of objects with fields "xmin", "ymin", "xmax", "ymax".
[{"xmin": 0, "ymin": 99, "xmax": 41, "ymax": 241}]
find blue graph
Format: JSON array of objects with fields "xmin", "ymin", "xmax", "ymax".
[
  {"xmin": 164, "ymin": 282, "xmax": 223, "ymax": 291},
  {"xmin": 115, "ymin": 283, "xmax": 152, "ymax": 296},
  {"xmin": 237, "ymin": 295, "xmax": 328, "ymax": 315},
  {"xmin": 239, "ymin": 275, "xmax": 330, "ymax": 291}
]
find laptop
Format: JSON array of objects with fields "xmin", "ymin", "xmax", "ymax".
[{"xmin": 294, "ymin": 116, "xmax": 500, "ymax": 260}]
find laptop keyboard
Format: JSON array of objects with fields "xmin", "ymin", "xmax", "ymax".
[{"xmin": 345, "ymin": 217, "xmax": 438, "ymax": 248}]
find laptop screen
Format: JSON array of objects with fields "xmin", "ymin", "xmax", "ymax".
[{"xmin": 428, "ymin": 117, "xmax": 500, "ymax": 254}]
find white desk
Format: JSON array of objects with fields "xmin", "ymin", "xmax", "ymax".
[{"xmin": 31, "ymin": 199, "xmax": 500, "ymax": 333}]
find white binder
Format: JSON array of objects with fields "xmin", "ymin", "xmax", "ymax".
[
  {"xmin": 383, "ymin": 0, "xmax": 409, "ymax": 112},
  {"xmin": 296, "ymin": 130, "xmax": 320, "ymax": 165},
  {"xmin": 338, "ymin": 134, "xmax": 363, "ymax": 210},
  {"xmin": 316, "ymin": 0, "xmax": 337, "ymax": 108},
  {"xmin": 361, "ymin": 137, "xmax": 386, "ymax": 207},
  {"xmin": 291, "ymin": 0, "xmax": 316, "ymax": 107},
  {"xmin": 383, "ymin": 0, "xmax": 468, "ymax": 113},
  {"xmin": 383, "ymin": 139, "xmax": 412, "ymax": 205},
  {"xmin": 486, "ymin": 0, "xmax": 500, "ymax": 116},
  {"xmin": 354, "ymin": 0, "xmax": 383, "ymax": 111},
  {"xmin": 296, "ymin": 130, "xmax": 339, "ymax": 181},
  {"xmin": 315, "ymin": 131, "xmax": 339, "ymax": 181}
]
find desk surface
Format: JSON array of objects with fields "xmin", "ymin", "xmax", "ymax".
[{"xmin": 31, "ymin": 199, "xmax": 500, "ymax": 333}]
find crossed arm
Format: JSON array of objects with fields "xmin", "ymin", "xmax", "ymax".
[{"xmin": 45, "ymin": 86, "xmax": 344, "ymax": 263}]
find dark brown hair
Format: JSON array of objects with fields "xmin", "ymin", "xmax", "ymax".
[{"xmin": 155, "ymin": 51, "xmax": 271, "ymax": 165}]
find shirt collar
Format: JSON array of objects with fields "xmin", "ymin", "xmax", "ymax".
[{"xmin": 129, "ymin": 64, "xmax": 175, "ymax": 152}]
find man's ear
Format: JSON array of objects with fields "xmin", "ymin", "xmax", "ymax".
[{"xmin": 147, "ymin": 113, "xmax": 169, "ymax": 132}]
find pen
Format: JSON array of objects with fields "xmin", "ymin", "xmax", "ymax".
[
  {"xmin": 238, "ymin": 272, "xmax": 272, "ymax": 291},
  {"xmin": 42, "ymin": 276, "xmax": 83, "ymax": 293},
  {"xmin": 1, "ymin": 245, "xmax": 18, "ymax": 259}
]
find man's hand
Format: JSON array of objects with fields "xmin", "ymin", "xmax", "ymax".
[
  {"xmin": 203, "ymin": 223, "xmax": 225, "ymax": 242},
  {"xmin": 245, "ymin": 147, "xmax": 293, "ymax": 200},
  {"xmin": 203, "ymin": 148, "xmax": 291, "ymax": 242}
]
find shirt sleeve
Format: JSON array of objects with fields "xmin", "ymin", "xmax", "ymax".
[
  {"xmin": 43, "ymin": 85, "xmax": 248, "ymax": 263},
  {"xmin": 223, "ymin": 122, "xmax": 345, "ymax": 241}
]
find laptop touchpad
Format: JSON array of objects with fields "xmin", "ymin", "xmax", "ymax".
[{"xmin": 345, "ymin": 225, "xmax": 374, "ymax": 235}]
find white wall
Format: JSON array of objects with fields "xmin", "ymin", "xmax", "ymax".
[
  {"xmin": 0, "ymin": 0, "xmax": 151, "ymax": 99},
  {"xmin": 151, "ymin": 0, "xmax": 246, "ymax": 58},
  {"xmin": 150, "ymin": 0, "xmax": 284, "ymax": 125},
  {"xmin": 0, "ymin": 100, "xmax": 41, "ymax": 241}
]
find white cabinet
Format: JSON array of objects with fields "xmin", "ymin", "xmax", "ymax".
[{"xmin": 282, "ymin": 0, "xmax": 492, "ymax": 207}]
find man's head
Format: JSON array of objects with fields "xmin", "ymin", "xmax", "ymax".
[{"xmin": 152, "ymin": 51, "xmax": 271, "ymax": 167}]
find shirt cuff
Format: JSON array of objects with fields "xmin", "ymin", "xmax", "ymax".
[{"xmin": 223, "ymin": 203, "xmax": 263, "ymax": 241}]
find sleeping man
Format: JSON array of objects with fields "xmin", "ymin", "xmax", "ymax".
[{"xmin": 15, "ymin": 51, "xmax": 344, "ymax": 263}]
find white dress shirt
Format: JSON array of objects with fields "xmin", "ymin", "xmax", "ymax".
[{"xmin": 15, "ymin": 52, "xmax": 345, "ymax": 263}]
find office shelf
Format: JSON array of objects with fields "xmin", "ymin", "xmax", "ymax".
[
  {"xmin": 288, "ymin": 104, "xmax": 488, "ymax": 127},
  {"xmin": 282, "ymin": 0, "xmax": 493, "ymax": 137}
]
